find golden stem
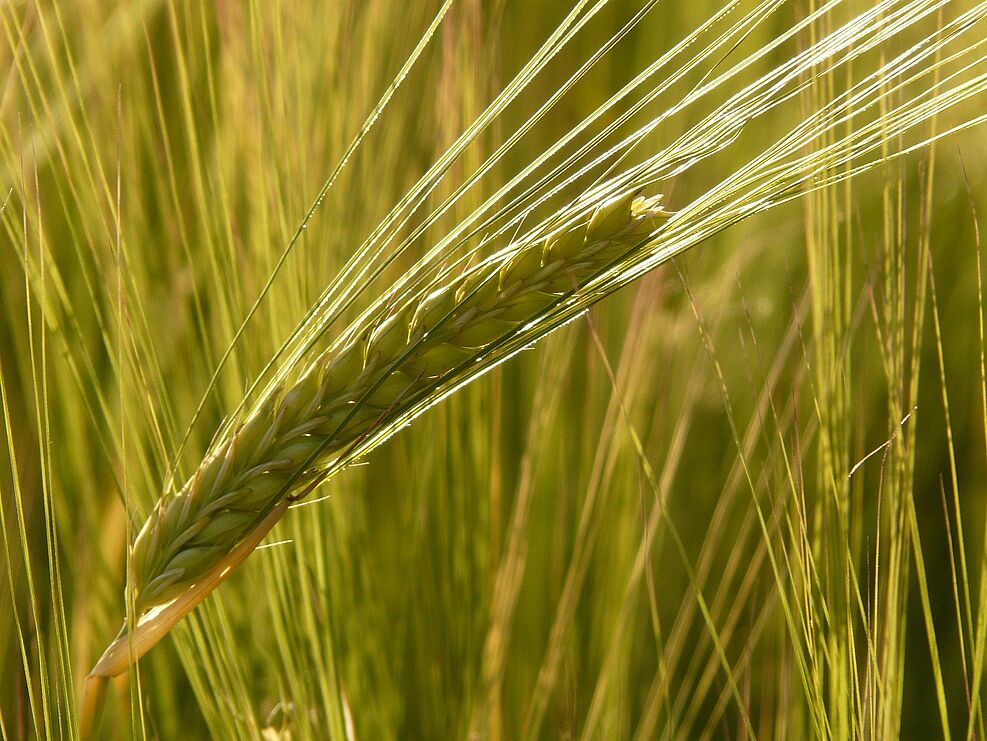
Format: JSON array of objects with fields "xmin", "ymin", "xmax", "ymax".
[{"xmin": 79, "ymin": 501, "xmax": 289, "ymax": 738}]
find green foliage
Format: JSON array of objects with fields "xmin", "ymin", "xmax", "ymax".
[{"xmin": 2, "ymin": 0, "xmax": 987, "ymax": 738}]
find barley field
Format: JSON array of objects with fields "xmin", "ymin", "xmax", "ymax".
[{"xmin": 2, "ymin": 1, "xmax": 987, "ymax": 738}]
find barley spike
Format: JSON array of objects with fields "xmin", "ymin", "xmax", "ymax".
[{"xmin": 91, "ymin": 189, "xmax": 672, "ymax": 684}]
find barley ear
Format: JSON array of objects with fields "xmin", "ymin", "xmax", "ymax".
[{"xmin": 81, "ymin": 191, "xmax": 672, "ymax": 736}]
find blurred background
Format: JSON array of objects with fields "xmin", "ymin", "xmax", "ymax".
[{"xmin": 1, "ymin": 0, "xmax": 986, "ymax": 738}]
